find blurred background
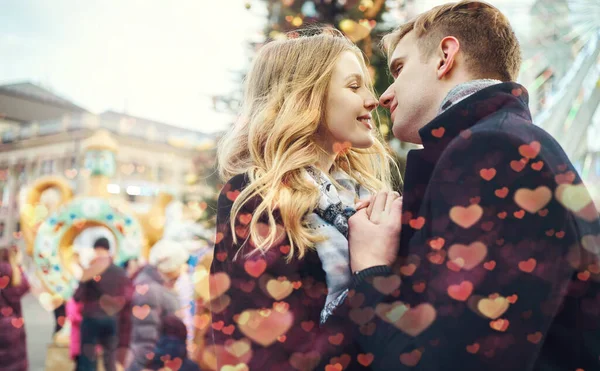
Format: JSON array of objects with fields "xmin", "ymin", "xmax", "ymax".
[{"xmin": 0, "ymin": 0, "xmax": 599, "ymax": 369}]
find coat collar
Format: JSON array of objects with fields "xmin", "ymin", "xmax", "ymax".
[
  {"xmin": 398, "ymin": 82, "xmax": 533, "ymax": 252},
  {"xmin": 418, "ymin": 82, "xmax": 531, "ymax": 155}
]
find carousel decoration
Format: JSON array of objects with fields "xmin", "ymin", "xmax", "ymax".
[{"xmin": 19, "ymin": 130, "xmax": 173, "ymax": 303}]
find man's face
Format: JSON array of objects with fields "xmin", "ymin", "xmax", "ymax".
[{"xmin": 379, "ymin": 31, "xmax": 444, "ymax": 144}]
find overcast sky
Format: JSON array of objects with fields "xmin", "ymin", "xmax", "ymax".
[
  {"xmin": 0, "ymin": 0, "xmax": 541, "ymax": 134},
  {"xmin": 0, "ymin": 0, "xmax": 267, "ymax": 133}
]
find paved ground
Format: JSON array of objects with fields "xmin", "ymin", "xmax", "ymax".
[{"xmin": 22, "ymin": 293, "xmax": 55, "ymax": 371}]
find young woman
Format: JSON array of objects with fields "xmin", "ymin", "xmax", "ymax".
[{"xmin": 205, "ymin": 29, "xmax": 396, "ymax": 370}]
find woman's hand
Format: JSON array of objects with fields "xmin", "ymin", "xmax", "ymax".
[{"xmin": 349, "ymin": 191, "xmax": 403, "ymax": 273}]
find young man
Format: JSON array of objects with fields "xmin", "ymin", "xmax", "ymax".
[
  {"xmin": 73, "ymin": 237, "xmax": 133, "ymax": 371},
  {"xmin": 345, "ymin": 1, "xmax": 600, "ymax": 370}
]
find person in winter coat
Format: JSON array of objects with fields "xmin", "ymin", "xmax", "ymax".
[
  {"xmin": 73, "ymin": 237, "xmax": 133, "ymax": 371},
  {"xmin": 342, "ymin": 1, "xmax": 600, "ymax": 370},
  {"xmin": 0, "ymin": 246, "xmax": 31, "ymax": 371},
  {"xmin": 205, "ymin": 29, "xmax": 395, "ymax": 371},
  {"xmin": 146, "ymin": 314, "xmax": 200, "ymax": 371},
  {"xmin": 126, "ymin": 240, "xmax": 190, "ymax": 371}
]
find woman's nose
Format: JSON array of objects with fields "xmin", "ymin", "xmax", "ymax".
[{"xmin": 365, "ymin": 95, "xmax": 379, "ymax": 111}]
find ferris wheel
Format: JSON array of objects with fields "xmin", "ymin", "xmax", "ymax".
[
  {"xmin": 527, "ymin": 0, "xmax": 598, "ymax": 157},
  {"xmin": 524, "ymin": 0, "xmax": 600, "ymax": 203}
]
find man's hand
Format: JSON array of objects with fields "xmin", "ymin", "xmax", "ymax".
[{"xmin": 349, "ymin": 191, "xmax": 403, "ymax": 273}]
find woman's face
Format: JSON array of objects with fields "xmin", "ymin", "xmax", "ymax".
[{"xmin": 321, "ymin": 50, "xmax": 379, "ymax": 152}]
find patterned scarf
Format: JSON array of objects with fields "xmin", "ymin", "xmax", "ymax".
[
  {"xmin": 438, "ymin": 79, "xmax": 502, "ymax": 114},
  {"xmin": 304, "ymin": 166, "xmax": 371, "ymax": 323}
]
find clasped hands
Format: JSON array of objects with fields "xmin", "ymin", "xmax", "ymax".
[{"xmin": 348, "ymin": 191, "xmax": 403, "ymax": 273}]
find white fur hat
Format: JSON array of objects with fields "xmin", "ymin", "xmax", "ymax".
[{"xmin": 148, "ymin": 239, "xmax": 190, "ymax": 273}]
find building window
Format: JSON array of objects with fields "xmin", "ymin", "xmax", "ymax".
[
  {"xmin": 63, "ymin": 156, "xmax": 76, "ymax": 171},
  {"xmin": 41, "ymin": 159, "xmax": 53, "ymax": 175},
  {"xmin": 161, "ymin": 167, "xmax": 172, "ymax": 182},
  {"xmin": 0, "ymin": 167, "xmax": 8, "ymax": 207},
  {"xmin": 17, "ymin": 164, "xmax": 27, "ymax": 186},
  {"xmin": 157, "ymin": 166, "xmax": 164, "ymax": 182}
]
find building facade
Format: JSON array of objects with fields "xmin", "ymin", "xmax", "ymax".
[{"xmin": 0, "ymin": 82, "xmax": 216, "ymax": 247}]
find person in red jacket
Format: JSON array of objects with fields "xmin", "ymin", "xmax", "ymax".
[{"xmin": 0, "ymin": 245, "xmax": 31, "ymax": 371}]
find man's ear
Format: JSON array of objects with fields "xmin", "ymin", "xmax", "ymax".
[{"xmin": 437, "ymin": 36, "xmax": 460, "ymax": 79}]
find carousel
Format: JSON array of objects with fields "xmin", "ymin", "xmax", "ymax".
[{"xmin": 18, "ymin": 130, "xmax": 214, "ymax": 370}]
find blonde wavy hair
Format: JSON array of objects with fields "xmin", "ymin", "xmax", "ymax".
[{"xmin": 218, "ymin": 28, "xmax": 395, "ymax": 260}]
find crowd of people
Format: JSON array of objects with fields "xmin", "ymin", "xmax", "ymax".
[{"xmin": 0, "ymin": 237, "xmax": 199, "ymax": 371}]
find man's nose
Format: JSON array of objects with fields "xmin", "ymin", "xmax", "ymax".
[{"xmin": 379, "ymin": 87, "xmax": 394, "ymax": 109}]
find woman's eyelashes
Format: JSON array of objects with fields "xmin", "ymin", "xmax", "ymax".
[{"xmin": 394, "ymin": 65, "xmax": 403, "ymax": 77}]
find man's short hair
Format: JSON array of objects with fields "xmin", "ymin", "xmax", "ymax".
[
  {"xmin": 382, "ymin": 0, "xmax": 522, "ymax": 81},
  {"xmin": 160, "ymin": 314, "xmax": 188, "ymax": 341},
  {"xmin": 93, "ymin": 237, "xmax": 110, "ymax": 251}
]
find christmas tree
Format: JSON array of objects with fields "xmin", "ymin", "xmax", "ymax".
[{"xmin": 188, "ymin": 145, "xmax": 221, "ymax": 230}]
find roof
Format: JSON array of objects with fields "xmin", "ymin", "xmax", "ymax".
[
  {"xmin": 0, "ymin": 82, "xmax": 87, "ymax": 112},
  {"xmin": 99, "ymin": 110, "xmax": 214, "ymax": 140}
]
